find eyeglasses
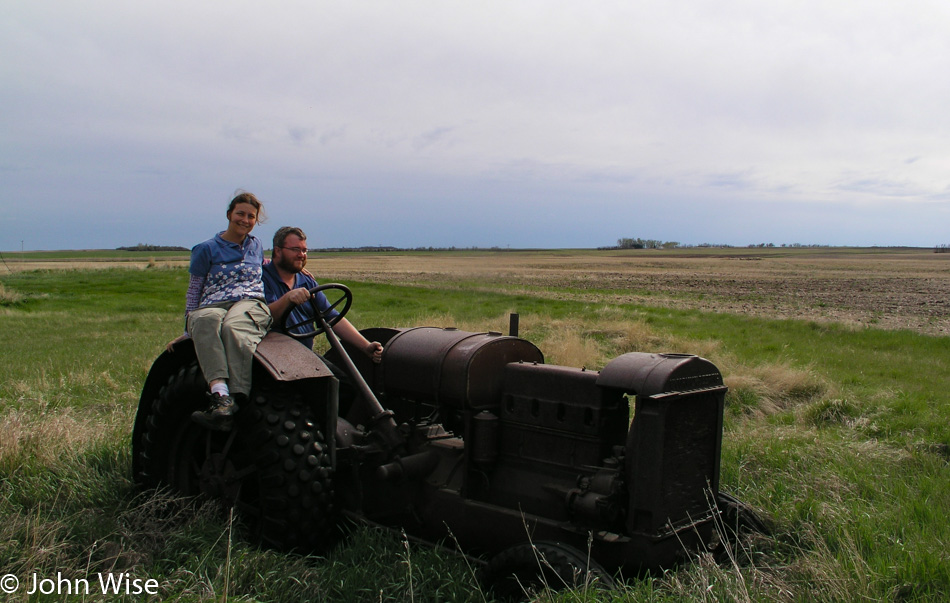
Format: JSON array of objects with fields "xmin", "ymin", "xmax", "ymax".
[{"xmin": 278, "ymin": 246, "xmax": 308, "ymax": 255}]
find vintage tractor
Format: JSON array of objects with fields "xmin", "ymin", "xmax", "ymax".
[{"xmin": 133, "ymin": 285, "xmax": 755, "ymax": 594}]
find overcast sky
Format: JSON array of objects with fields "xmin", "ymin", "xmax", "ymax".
[{"xmin": 3, "ymin": 1, "xmax": 949, "ymax": 250}]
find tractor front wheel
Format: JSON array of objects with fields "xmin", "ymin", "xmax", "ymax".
[{"xmin": 479, "ymin": 541, "xmax": 616, "ymax": 601}]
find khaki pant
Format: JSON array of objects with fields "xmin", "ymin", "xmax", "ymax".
[{"xmin": 187, "ymin": 298, "xmax": 272, "ymax": 396}]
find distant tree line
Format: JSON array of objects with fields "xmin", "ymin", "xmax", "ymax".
[
  {"xmin": 606, "ymin": 237, "xmax": 680, "ymax": 250},
  {"xmin": 314, "ymin": 246, "xmax": 400, "ymax": 253},
  {"xmin": 117, "ymin": 244, "xmax": 189, "ymax": 252},
  {"xmin": 604, "ymin": 238, "xmax": 849, "ymax": 250},
  {"xmin": 937, "ymin": 244, "xmax": 950, "ymax": 253}
]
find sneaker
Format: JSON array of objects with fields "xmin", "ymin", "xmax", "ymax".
[{"xmin": 191, "ymin": 392, "xmax": 239, "ymax": 431}]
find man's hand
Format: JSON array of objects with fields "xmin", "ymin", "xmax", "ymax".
[
  {"xmin": 365, "ymin": 341, "xmax": 384, "ymax": 363},
  {"xmin": 283, "ymin": 287, "xmax": 312, "ymax": 305}
]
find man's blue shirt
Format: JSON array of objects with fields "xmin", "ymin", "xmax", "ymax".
[{"xmin": 261, "ymin": 262, "xmax": 338, "ymax": 350}]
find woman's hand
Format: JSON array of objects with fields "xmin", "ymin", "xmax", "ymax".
[{"xmin": 166, "ymin": 333, "xmax": 189, "ymax": 353}]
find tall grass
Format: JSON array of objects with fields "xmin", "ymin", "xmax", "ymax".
[
  {"xmin": 1, "ymin": 266, "xmax": 949, "ymax": 601},
  {"xmin": 0, "ymin": 282, "xmax": 24, "ymax": 306}
]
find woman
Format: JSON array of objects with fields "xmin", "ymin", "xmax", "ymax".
[{"xmin": 167, "ymin": 191, "xmax": 272, "ymax": 431}]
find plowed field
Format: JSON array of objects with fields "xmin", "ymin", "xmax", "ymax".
[{"xmin": 311, "ymin": 248, "xmax": 950, "ymax": 336}]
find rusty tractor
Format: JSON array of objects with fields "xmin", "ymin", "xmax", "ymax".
[{"xmin": 133, "ymin": 284, "xmax": 758, "ymax": 595}]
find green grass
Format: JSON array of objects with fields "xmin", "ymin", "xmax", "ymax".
[{"xmin": 1, "ymin": 265, "xmax": 949, "ymax": 601}]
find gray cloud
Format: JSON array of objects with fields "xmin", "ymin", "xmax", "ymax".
[{"xmin": 2, "ymin": 0, "xmax": 949, "ymax": 250}]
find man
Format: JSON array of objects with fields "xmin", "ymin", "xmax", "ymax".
[{"xmin": 262, "ymin": 226, "xmax": 383, "ymax": 362}]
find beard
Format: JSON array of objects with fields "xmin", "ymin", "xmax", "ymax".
[{"xmin": 276, "ymin": 253, "xmax": 306, "ymax": 274}]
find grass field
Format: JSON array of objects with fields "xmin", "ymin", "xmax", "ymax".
[{"xmin": 1, "ymin": 248, "xmax": 949, "ymax": 601}]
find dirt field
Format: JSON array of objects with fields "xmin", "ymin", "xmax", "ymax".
[
  {"xmin": 6, "ymin": 248, "xmax": 949, "ymax": 336},
  {"xmin": 310, "ymin": 248, "xmax": 950, "ymax": 337}
]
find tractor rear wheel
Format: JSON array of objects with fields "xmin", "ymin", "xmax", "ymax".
[{"xmin": 135, "ymin": 360, "xmax": 338, "ymax": 552}]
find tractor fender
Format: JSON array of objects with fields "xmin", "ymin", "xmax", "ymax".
[
  {"xmin": 253, "ymin": 331, "xmax": 336, "ymax": 382},
  {"xmin": 132, "ymin": 331, "xmax": 334, "ymax": 481},
  {"xmin": 135, "ymin": 332, "xmax": 333, "ymax": 411}
]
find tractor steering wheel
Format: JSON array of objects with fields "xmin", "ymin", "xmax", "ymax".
[{"xmin": 281, "ymin": 283, "xmax": 353, "ymax": 340}]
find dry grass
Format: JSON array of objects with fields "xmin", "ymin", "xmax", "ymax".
[
  {"xmin": 0, "ymin": 282, "xmax": 23, "ymax": 305},
  {"xmin": 2, "ymin": 259, "xmax": 189, "ymax": 272},
  {"xmin": 0, "ymin": 404, "xmax": 131, "ymax": 473},
  {"xmin": 664, "ymin": 524, "xmax": 882, "ymax": 603},
  {"xmin": 0, "ymin": 508, "xmax": 76, "ymax": 579},
  {"xmin": 386, "ymin": 311, "xmax": 611, "ymax": 368},
  {"xmin": 724, "ymin": 365, "xmax": 831, "ymax": 418},
  {"xmin": 538, "ymin": 324, "xmax": 606, "ymax": 368}
]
